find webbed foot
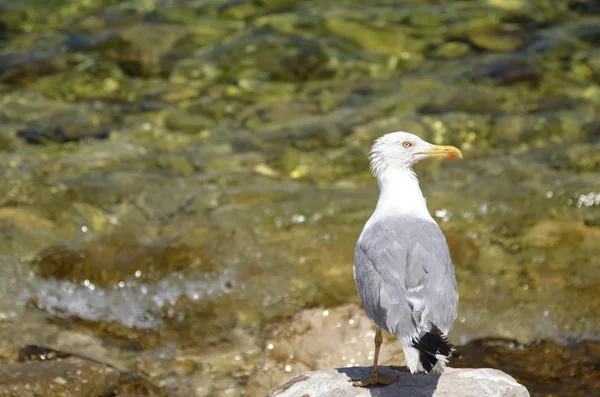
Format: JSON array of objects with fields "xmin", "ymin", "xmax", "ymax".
[{"xmin": 352, "ymin": 373, "xmax": 397, "ymax": 387}]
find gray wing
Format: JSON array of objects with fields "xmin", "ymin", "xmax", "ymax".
[{"xmin": 353, "ymin": 217, "xmax": 458, "ymax": 340}]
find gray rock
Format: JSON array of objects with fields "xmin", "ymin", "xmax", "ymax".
[
  {"xmin": 0, "ymin": 357, "xmax": 120, "ymax": 397},
  {"xmin": 267, "ymin": 366, "xmax": 530, "ymax": 397}
]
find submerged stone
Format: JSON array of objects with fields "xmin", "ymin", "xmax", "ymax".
[
  {"xmin": 0, "ymin": 357, "xmax": 120, "ymax": 397},
  {"xmin": 325, "ymin": 17, "xmax": 423, "ymax": 56},
  {"xmin": 16, "ymin": 112, "xmax": 111, "ymax": 144},
  {"xmin": 465, "ymin": 23, "xmax": 527, "ymax": 52},
  {"xmin": 468, "ymin": 56, "xmax": 542, "ymax": 85},
  {"xmin": 116, "ymin": 371, "xmax": 171, "ymax": 397},
  {"xmin": 214, "ymin": 34, "xmax": 333, "ymax": 82},
  {"xmin": 32, "ymin": 241, "xmax": 219, "ymax": 288},
  {"xmin": 106, "ymin": 23, "xmax": 189, "ymax": 77},
  {"xmin": 587, "ymin": 49, "xmax": 600, "ymax": 77},
  {"xmin": 11, "ymin": 345, "xmax": 172, "ymax": 396},
  {"xmin": 29, "ymin": 59, "xmax": 126, "ymax": 101},
  {"xmin": 164, "ymin": 108, "xmax": 215, "ymax": 133},
  {"xmin": 430, "ymin": 42, "xmax": 472, "ymax": 59},
  {"xmin": 453, "ymin": 338, "xmax": 600, "ymax": 397}
]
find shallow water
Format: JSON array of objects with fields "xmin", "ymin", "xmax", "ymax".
[{"xmin": 0, "ymin": 0, "xmax": 599, "ymax": 395}]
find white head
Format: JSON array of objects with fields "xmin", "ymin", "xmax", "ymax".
[{"xmin": 369, "ymin": 131, "xmax": 462, "ymax": 179}]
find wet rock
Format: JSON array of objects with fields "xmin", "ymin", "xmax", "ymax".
[
  {"xmin": 161, "ymin": 294, "xmax": 238, "ymax": 348},
  {"xmin": 566, "ymin": 17, "xmax": 600, "ymax": 45},
  {"xmin": 0, "ymin": 93, "xmax": 72, "ymax": 122},
  {"xmin": 551, "ymin": 142, "xmax": 600, "ymax": 171},
  {"xmin": 0, "ymin": 205, "xmax": 56, "ymax": 231},
  {"xmin": 257, "ymin": 0, "xmax": 299, "ymax": 8},
  {"xmin": 0, "ymin": 357, "xmax": 120, "ymax": 397},
  {"xmin": 116, "ymin": 371, "xmax": 171, "ymax": 397},
  {"xmin": 246, "ymin": 304, "xmax": 405, "ymax": 396},
  {"xmin": 63, "ymin": 319, "xmax": 166, "ymax": 351},
  {"xmin": 0, "ymin": 51, "xmax": 69, "ymax": 84},
  {"xmin": 419, "ymin": 87, "xmax": 505, "ymax": 114},
  {"xmin": 164, "ymin": 108, "xmax": 215, "ymax": 133},
  {"xmin": 430, "ymin": 42, "xmax": 472, "ymax": 59},
  {"xmin": 0, "ymin": 128, "xmax": 18, "ymax": 151},
  {"xmin": 523, "ymin": 220, "xmax": 600, "ymax": 260},
  {"xmin": 16, "ymin": 112, "xmax": 110, "ymax": 144},
  {"xmin": 29, "ymin": 59, "xmax": 126, "ymax": 101},
  {"xmin": 587, "ymin": 49, "xmax": 600, "ymax": 77},
  {"xmin": 107, "ymin": 23, "xmax": 188, "ymax": 77},
  {"xmin": 13, "ymin": 345, "xmax": 171, "ymax": 396},
  {"xmin": 277, "ymin": 145, "xmax": 369, "ymax": 182},
  {"xmin": 453, "ymin": 338, "xmax": 600, "ymax": 397},
  {"xmin": 215, "ymin": 34, "xmax": 333, "ymax": 82},
  {"xmin": 267, "ymin": 367, "xmax": 530, "ymax": 397},
  {"xmin": 219, "ymin": 0, "xmax": 260, "ymax": 20},
  {"xmin": 0, "ymin": 206, "xmax": 62, "ymax": 256},
  {"xmin": 325, "ymin": 17, "xmax": 424, "ymax": 56},
  {"xmin": 420, "ymin": 112, "xmax": 493, "ymax": 149},
  {"xmin": 157, "ymin": 328, "xmax": 261, "ymax": 396},
  {"xmin": 32, "ymin": 241, "xmax": 219, "ymax": 288},
  {"xmin": 169, "ymin": 58, "xmax": 222, "ymax": 85},
  {"xmin": 468, "ymin": 56, "xmax": 542, "ymax": 85},
  {"xmin": 456, "ymin": 219, "xmax": 600, "ymax": 342},
  {"xmin": 465, "ymin": 23, "xmax": 527, "ymax": 52},
  {"xmin": 240, "ymin": 101, "xmax": 320, "ymax": 130}
]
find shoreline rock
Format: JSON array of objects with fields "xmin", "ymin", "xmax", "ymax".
[{"xmin": 267, "ymin": 366, "xmax": 530, "ymax": 397}]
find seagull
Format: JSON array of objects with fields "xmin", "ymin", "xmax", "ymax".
[{"xmin": 352, "ymin": 131, "xmax": 462, "ymax": 387}]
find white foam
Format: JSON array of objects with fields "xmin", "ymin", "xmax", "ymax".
[{"xmin": 0, "ymin": 255, "xmax": 235, "ymax": 329}]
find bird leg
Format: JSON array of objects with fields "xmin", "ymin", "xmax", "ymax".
[{"xmin": 352, "ymin": 327, "xmax": 397, "ymax": 387}]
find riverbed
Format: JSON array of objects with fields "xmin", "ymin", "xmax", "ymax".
[{"xmin": 0, "ymin": 0, "xmax": 599, "ymax": 396}]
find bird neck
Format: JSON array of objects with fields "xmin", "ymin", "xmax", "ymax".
[{"xmin": 373, "ymin": 168, "xmax": 433, "ymax": 222}]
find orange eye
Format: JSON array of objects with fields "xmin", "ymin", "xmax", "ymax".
[{"xmin": 402, "ymin": 141, "xmax": 413, "ymax": 148}]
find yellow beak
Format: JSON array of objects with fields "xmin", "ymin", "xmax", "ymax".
[{"xmin": 417, "ymin": 145, "xmax": 462, "ymax": 159}]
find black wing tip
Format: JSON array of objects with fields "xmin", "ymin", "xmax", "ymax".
[{"xmin": 412, "ymin": 325, "xmax": 461, "ymax": 372}]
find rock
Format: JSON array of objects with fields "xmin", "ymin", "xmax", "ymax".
[
  {"xmin": 452, "ymin": 338, "xmax": 600, "ymax": 396},
  {"xmin": 0, "ymin": 51, "xmax": 69, "ymax": 84},
  {"xmin": 246, "ymin": 304, "xmax": 405, "ymax": 396},
  {"xmin": 29, "ymin": 59, "xmax": 126, "ymax": 101},
  {"xmin": 11, "ymin": 345, "xmax": 171, "ymax": 397},
  {"xmin": 430, "ymin": 42, "xmax": 472, "ymax": 59},
  {"xmin": 465, "ymin": 23, "xmax": 526, "ymax": 52},
  {"xmin": 418, "ymin": 87, "xmax": 505, "ymax": 114},
  {"xmin": 587, "ymin": 49, "xmax": 600, "ymax": 78},
  {"xmin": 0, "ymin": 206, "xmax": 62, "ymax": 256},
  {"xmin": 63, "ymin": 318, "xmax": 166, "ymax": 351},
  {"xmin": 31, "ymin": 241, "xmax": 219, "ymax": 288},
  {"xmin": 116, "ymin": 371, "xmax": 171, "ymax": 397},
  {"xmin": 267, "ymin": 367, "xmax": 530, "ymax": 397},
  {"xmin": 214, "ymin": 34, "xmax": 333, "ymax": 82},
  {"xmin": 0, "ymin": 128, "xmax": 18, "ymax": 151},
  {"xmin": 164, "ymin": 108, "xmax": 214, "ymax": 133},
  {"xmin": 105, "ymin": 23, "xmax": 188, "ymax": 77},
  {"xmin": 218, "ymin": 0, "xmax": 260, "ymax": 20},
  {"xmin": 324, "ymin": 18, "xmax": 423, "ymax": 56},
  {"xmin": 468, "ymin": 56, "xmax": 541, "ymax": 85},
  {"xmin": 552, "ymin": 142, "xmax": 600, "ymax": 171},
  {"xmin": 277, "ymin": 145, "xmax": 369, "ymax": 182},
  {"xmin": 0, "ymin": 357, "xmax": 120, "ymax": 397},
  {"xmin": 16, "ymin": 112, "xmax": 111, "ymax": 144},
  {"xmin": 566, "ymin": 17, "xmax": 600, "ymax": 45}
]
